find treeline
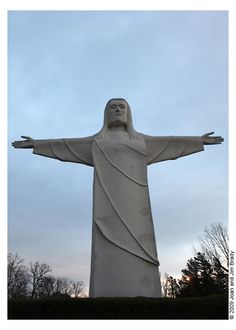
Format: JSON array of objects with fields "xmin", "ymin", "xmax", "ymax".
[
  {"xmin": 8, "ymin": 254, "xmax": 86, "ymax": 299},
  {"xmin": 8, "ymin": 223, "xmax": 228, "ymax": 300},
  {"xmin": 162, "ymin": 223, "xmax": 228, "ymax": 298}
]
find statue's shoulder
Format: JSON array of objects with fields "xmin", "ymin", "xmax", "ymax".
[
  {"xmin": 142, "ymin": 134, "xmax": 168, "ymax": 142},
  {"xmin": 64, "ymin": 135, "xmax": 96, "ymax": 144}
]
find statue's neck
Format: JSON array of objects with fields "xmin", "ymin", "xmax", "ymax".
[
  {"xmin": 109, "ymin": 125, "xmax": 127, "ymax": 132},
  {"xmin": 107, "ymin": 126, "xmax": 129, "ymax": 140}
]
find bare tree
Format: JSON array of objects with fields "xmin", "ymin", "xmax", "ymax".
[
  {"xmin": 71, "ymin": 280, "xmax": 86, "ymax": 298},
  {"xmin": 199, "ymin": 222, "xmax": 229, "ymax": 272},
  {"xmin": 8, "ymin": 253, "xmax": 29, "ymax": 298},
  {"xmin": 161, "ymin": 273, "xmax": 169, "ymax": 298},
  {"xmin": 161, "ymin": 273, "xmax": 179, "ymax": 298},
  {"xmin": 54, "ymin": 277, "xmax": 73, "ymax": 297},
  {"xmin": 28, "ymin": 261, "xmax": 51, "ymax": 298},
  {"xmin": 39, "ymin": 275, "xmax": 56, "ymax": 298},
  {"xmin": 8, "ymin": 252, "xmax": 87, "ymax": 299}
]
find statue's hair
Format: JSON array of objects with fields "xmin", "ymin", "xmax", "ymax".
[{"xmin": 96, "ymin": 98, "xmax": 140, "ymax": 138}]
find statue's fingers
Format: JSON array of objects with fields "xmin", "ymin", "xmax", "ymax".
[
  {"xmin": 212, "ymin": 137, "xmax": 223, "ymax": 142},
  {"xmin": 215, "ymin": 138, "xmax": 224, "ymax": 143},
  {"xmin": 12, "ymin": 141, "xmax": 20, "ymax": 148},
  {"xmin": 215, "ymin": 137, "xmax": 224, "ymax": 142},
  {"xmin": 202, "ymin": 131, "xmax": 214, "ymax": 138},
  {"xmin": 21, "ymin": 135, "xmax": 31, "ymax": 140},
  {"xmin": 207, "ymin": 131, "xmax": 214, "ymax": 136}
]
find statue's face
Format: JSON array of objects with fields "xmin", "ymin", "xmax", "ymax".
[{"xmin": 107, "ymin": 100, "xmax": 128, "ymax": 128}]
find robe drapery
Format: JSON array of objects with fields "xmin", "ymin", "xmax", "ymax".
[{"xmin": 33, "ymin": 133, "xmax": 204, "ymax": 297}]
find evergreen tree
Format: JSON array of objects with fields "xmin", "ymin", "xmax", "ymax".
[{"xmin": 178, "ymin": 252, "xmax": 226, "ymax": 297}]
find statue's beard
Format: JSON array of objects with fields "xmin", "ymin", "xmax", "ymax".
[{"xmin": 108, "ymin": 120, "xmax": 127, "ymax": 128}]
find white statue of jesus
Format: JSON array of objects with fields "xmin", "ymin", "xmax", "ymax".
[{"xmin": 12, "ymin": 98, "xmax": 223, "ymax": 297}]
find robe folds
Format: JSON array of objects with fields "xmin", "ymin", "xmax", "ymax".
[{"xmin": 33, "ymin": 133, "xmax": 204, "ymax": 297}]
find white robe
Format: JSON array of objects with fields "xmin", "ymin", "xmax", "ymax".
[{"xmin": 33, "ymin": 133, "xmax": 204, "ymax": 297}]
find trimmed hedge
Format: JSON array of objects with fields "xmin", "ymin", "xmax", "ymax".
[{"xmin": 8, "ymin": 295, "xmax": 228, "ymax": 319}]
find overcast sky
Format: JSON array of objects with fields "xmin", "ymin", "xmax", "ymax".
[{"xmin": 8, "ymin": 10, "xmax": 228, "ymax": 292}]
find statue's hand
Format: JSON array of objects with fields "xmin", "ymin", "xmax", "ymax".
[
  {"xmin": 12, "ymin": 136, "xmax": 34, "ymax": 149},
  {"xmin": 202, "ymin": 132, "xmax": 224, "ymax": 145}
]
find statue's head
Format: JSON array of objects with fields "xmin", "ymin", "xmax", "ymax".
[
  {"xmin": 96, "ymin": 98, "xmax": 139, "ymax": 138},
  {"xmin": 107, "ymin": 99, "xmax": 128, "ymax": 128},
  {"xmin": 98, "ymin": 98, "xmax": 137, "ymax": 136}
]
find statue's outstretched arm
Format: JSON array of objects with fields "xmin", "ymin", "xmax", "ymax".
[
  {"xmin": 12, "ymin": 135, "xmax": 94, "ymax": 166},
  {"xmin": 12, "ymin": 136, "xmax": 34, "ymax": 149},
  {"xmin": 144, "ymin": 132, "xmax": 223, "ymax": 165}
]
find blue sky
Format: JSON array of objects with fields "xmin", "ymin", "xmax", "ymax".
[{"xmin": 8, "ymin": 11, "xmax": 228, "ymax": 291}]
